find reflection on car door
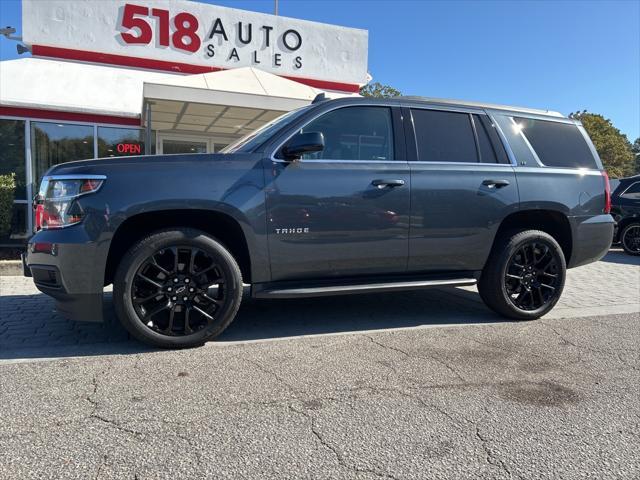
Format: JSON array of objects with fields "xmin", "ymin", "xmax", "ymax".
[{"xmin": 265, "ymin": 105, "xmax": 411, "ymax": 282}]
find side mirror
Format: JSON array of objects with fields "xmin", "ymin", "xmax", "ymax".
[{"xmin": 282, "ymin": 131, "xmax": 324, "ymax": 160}]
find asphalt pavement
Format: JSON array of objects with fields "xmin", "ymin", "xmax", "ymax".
[{"xmin": 0, "ymin": 250, "xmax": 638, "ymax": 479}]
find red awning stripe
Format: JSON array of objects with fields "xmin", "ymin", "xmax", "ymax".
[
  {"xmin": 0, "ymin": 106, "xmax": 141, "ymax": 126},
  {"xmin": 31, "ymin": 45, "xmax": 361, "ymax": 94}
]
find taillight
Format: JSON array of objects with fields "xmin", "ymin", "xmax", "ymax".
[
  {"xmin": 34, "ymin": 176, "xmax": 105, "ymax": 231},
  {"xmin": 602, "ymin": 170, "xmax": 611, "ymax": 214}
]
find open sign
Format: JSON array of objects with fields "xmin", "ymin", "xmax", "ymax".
[{"xmin": 117, "ymin": 143, "xmax": 142, "ymax": 154}]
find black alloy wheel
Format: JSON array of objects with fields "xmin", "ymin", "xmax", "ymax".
[
  {"xmin": 114, "ymin": 229, "xmax": 243, "ymax": 348},
  {"xmin": 132, "ymin": 246, "xmax": 226, "ymax": 336},
  {"xmin": 504, "ymin": 241, "xmax": 561, "ymax": 311},
  {"xmin": 621, "ymin": 223, "xmax": 640, "ymax": 256},
  {"xmin": 478, "ymin": 229, "xmax": 566, "ymax": 320}
]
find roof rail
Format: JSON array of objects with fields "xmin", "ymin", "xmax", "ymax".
[{"xmin": 399, "ymin": 96, "xmax": 564, "ymax": 117}]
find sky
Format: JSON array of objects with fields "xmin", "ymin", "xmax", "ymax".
[{"xmin": 0, "ymin": 0, "xmax": 638, "ymax": 139}]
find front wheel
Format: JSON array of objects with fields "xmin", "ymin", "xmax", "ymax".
[
  {"xmin": 478, "ymin": 230, "xmax": 566, "ymax": 320},
  {"xmin": 113, "ymin": 228, "xmax": 243, "ymax": 348},
  {"xmin": 620, "ymin": 223, "xmax": 640, "ymax": 256}
]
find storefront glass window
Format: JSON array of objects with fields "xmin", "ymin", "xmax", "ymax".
[
  {"xmin": 0, "ymin": 119, "xmax": 26, "ymax": 200},
  {"xmin": 31, "ymin": 122, "xmax": 94, "ymax": 186},
  {"xmin": 98, "ymin": 126, "xmax": 153, "ymax": 157}
]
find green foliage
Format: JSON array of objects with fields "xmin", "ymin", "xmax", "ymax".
[
  {"xmin": 632, "ymin": 138, "xmax": 640, "ymax": 174},
  {"xmin": 360, "ymin": 82, "xmax": 401, "ymax": 98},
  {"xmin": 568, "ymin": 111, "xmax": 635, "ymax": 178},
  {"xmin": 0, "ymin": 173, "xmax": 16, "ymax": 237}
]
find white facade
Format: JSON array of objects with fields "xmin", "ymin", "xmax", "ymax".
[{"xmin": 0, "ymin": 0, "xmax": 369, "ymax": 242}]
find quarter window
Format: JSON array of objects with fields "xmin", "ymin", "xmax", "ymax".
[
  {"xmin": 514, "ymin": 117, "xmax": 598, "ymax": 169},
  {"xmin": 411, "ymin": 109, "xmax": 477, "ymax": 163},
  {"xmin": 299, "ymin": 106, "xmax": 394, "ymax": 161},
  {"xmin": 620, "ymin": 182, "xmax": 640, "ymax": 200}
]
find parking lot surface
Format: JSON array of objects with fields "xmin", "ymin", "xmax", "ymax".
[{"xmin": 0, "ymin": 250, "xmax": 638, "ymax": 479}]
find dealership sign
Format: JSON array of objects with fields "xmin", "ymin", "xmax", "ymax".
[{"xmin": 22, "ymin": 0, "xmax": 368, "ymax": 91}]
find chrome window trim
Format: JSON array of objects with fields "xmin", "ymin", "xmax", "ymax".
[
  {"xmin": 410, "ymin": 161, "xmax": 514, "ymax": 167},
  {"xmin": 269, "ymin": 103, "xmax": 401, "ymax": 164}
]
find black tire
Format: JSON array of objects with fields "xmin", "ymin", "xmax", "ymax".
[
  {"xmin": 113, "ymin": 228, "xmax": 243, "ymax": 348},
  {"xmin": 478, "ymin": 230, "xmax": 566, "ymax": 320},
  {"xmin": 620, "ymin": 222, "xmax": 640, "ymax": 256}
]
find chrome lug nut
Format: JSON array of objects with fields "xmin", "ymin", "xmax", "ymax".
[
  {"xmin": 167, "ymin": 287, "xmax": 172, "ymax": 292},
  {"xmin": 189, "ymin": 288, "xmax": 195, "ymax": 292},
  {"xmin": 173, "ymin": 278, "xmax": 179, "ymax": 283},
  {"xmin": 184, "ymin": 278, "xmax": 190, "ymax": 283},
  {"xmin": 172, "ymin": 296, "xmax": 177, "ymax": 301},
  {"xmin": 183, "ymin": 296, "xmax": 188, "ymax": 301}
]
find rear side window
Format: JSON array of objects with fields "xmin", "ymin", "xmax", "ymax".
[
  {"xmin": 514, "ymin": 117, "xmax": 598, "ymax": 169},
  {"xmin": 620, "ymin": 182, "xmax": 640, "ymax": 200},
  {"xmin": 411, "ymin": 109, "xmax": 477, "ymax": 163}
]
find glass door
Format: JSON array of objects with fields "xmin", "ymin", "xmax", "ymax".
[{"xmin": 158, "ymin": 134, "xmax": 211, "ymax": 154}]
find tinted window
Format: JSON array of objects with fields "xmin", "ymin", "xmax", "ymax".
[
  {"xmin": 514, "ymin": 117, "xmax": 598, "ymax": 169},
  {"xmin": 621, "ymin": 182, "xmax": 640, "ymax": 199},
  {"xmin": 411, "ymin": 109, "xmax": 477, "ymax": 162},
  {"xmin": 300, "ymin": 106, "xmax": 394, "ymax": 161}
]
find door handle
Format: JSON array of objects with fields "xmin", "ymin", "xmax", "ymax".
[
  {"xmin": 482, "ymin": 179, "xmax": 510, "ymax": 189},
  {"xmin": 372, "ymin": 179, "xmax": 405, "ymax": 189}
]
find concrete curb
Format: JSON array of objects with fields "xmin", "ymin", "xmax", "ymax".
[{"xmin": 0, "ymin": 260, "xmax": 22, "ymax": 276}]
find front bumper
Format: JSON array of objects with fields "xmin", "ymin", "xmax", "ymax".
[
  {"xmin": 568, "ymin": 214, "xmax": 615, "ymax": 268},
  {"xmin": 24, "ymin": 227, "xmax": 105, "ymax": 323}
]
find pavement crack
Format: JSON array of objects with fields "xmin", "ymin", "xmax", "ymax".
[
  {"xmin": 244, "ymin": 358, "xmax": 300, "ymax": 396},
  {"xmin": 289, "ymin": 403, "xmax": 399, "ymax": 480},
  {"xmin": 475, "ymin": 425, "xmax": 513, "ymax": 478},
  {"xmin": 94, "ymin": 454, "xmax": 108, "ymax": 480},
  {"xmin": 367, "ymin": 335, "xmax": 466, "ymax": 382}
]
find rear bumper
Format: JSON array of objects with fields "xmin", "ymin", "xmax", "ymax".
[
  {"xmin": 568, "ymin": 214, "xmax": 615, "ymax": 268},
  {"xmin": 24, "ymin": 228, "xmax": 105, "ymax": 323}
]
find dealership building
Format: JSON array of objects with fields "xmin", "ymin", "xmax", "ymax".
[{"xmin": 0, "ymin": 0, "xmax": 368, "ymax": 243}]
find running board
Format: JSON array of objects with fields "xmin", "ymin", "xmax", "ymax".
[{"xmin": 253, "ymin": 278, "xmax": 477, "ymax": 299}]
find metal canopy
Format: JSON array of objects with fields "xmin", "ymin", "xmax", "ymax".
[{"xmin": 142, "ymin": 67, "xmax": 337, "ymax": 139}]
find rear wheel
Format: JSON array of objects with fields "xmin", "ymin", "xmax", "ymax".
[
  {"xmin": 620, "ymin": 223, "xmax": 640, "ymax": 256},
  {"xmin": 113, "ymin": 228, "xmax": 243, "ymax": 348},
  {"xmin": 478, "ymin": 230, "xmax": 566, "ymax": 320}
]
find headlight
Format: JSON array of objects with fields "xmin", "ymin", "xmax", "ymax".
[{"xmin": 34, "ymin": 175, "xmax": 105, "ymax": 230}]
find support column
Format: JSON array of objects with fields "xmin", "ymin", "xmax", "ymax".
[{"xmin": 145, "ymin": 101, "xmax": 153, "ymax": 155}]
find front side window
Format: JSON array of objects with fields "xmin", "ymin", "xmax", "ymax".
[
  {"xmin": 411, "ymin": 109, "xmax": 477, "ymax": 163},
  {"xmin": 514, "ymin": 117, "xmax": 598, "ymax": 169},
  {"xmin": 300, "ymin": 106, "xmax": 394, "ymax": 161},
  {"xmin": 31, "ymin": 122, "xmax": 94, "ymax": 186}
]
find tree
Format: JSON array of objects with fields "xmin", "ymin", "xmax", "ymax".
[
  {"xmin": 569, "ymin": 111, "xmax": 635, "ymax": 178},
  {"xmin": 360, "ymin": 82, "xmax": 401, "ymax": 98},
  {"xmin": 632, "ymin": 137, "xmax": 640, "ymax": 175}
]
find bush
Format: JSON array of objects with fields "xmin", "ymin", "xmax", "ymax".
[{"xmin": 0, "ymin": 173, "xmax": 16, "ymax": 237}]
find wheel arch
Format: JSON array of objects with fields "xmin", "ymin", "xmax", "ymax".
[
  {"xmin": 492, "ymin": 209, "xmax": 573, "ymax": 265},
  {"xmin": 104, "ymin": 209, "xmax": 255, "ymax": 286}
]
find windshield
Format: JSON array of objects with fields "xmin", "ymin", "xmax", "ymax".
[{"xmin": 221, "ymin": 106, "xmax": 312, "ymax": 154}]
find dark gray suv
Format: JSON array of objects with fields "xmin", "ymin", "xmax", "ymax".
[{"xmin": 24, "ymin": 96, "xmax": 614, "ymax": 348}]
